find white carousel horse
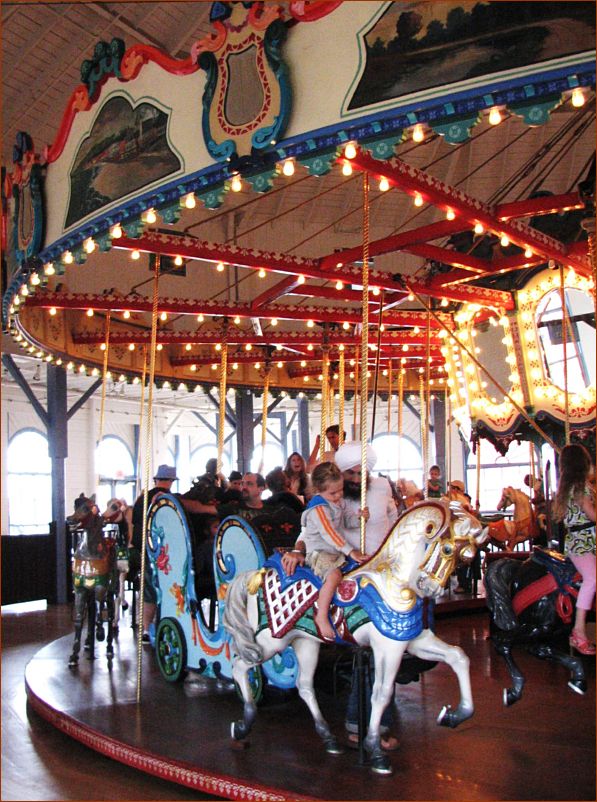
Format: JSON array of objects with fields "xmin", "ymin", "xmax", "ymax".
[
  {"xmin": 101, "ymin": 498, "xmax": 132, "ymax": 631},
  {"xmin": 223, "ymin": 501, "xmax": 487, "ymax": 774},
  {"xmin": 486, "ymin": 486, "xmax": 541, "ymax": 551}
]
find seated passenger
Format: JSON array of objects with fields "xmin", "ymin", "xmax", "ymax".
[{"xmin": 264, "ymin": 467, "xmax": 306, "ymax": 515}]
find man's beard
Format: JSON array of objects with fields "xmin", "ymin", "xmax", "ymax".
[{"xmin": 343, "ymin": 474, "xmax": 370, "ymax": 500}]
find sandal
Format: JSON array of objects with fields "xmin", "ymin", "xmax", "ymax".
[
  {"xmin": 347, "ymin": 733, "xmax": 399, "ymax": 751},
  {"xmin": 570, "ymin": 631, "xmax": 596, "ymax": 655}
]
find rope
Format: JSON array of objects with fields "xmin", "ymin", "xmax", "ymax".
[
  {"xmin": 338, "ymin": 348, "xmax": 345, "ymax": 447},
  {"xmin": 387, "ymin": 359, "xmax": 392, "ymax": 433},
  {"xmin": 137, "ymin": 253, "xmax": 160, "ymax": 704},
  {"xmin": 558, "ymin": 263, "xmax": 570, "ymax": 445},
  {"xmin": 397, "ymin": 364, "xmax": 404, "ymax": 479},
  {"xmin": 135, "ymin": 347, "xmax": 148, "ymax": 498},
  {"xmin": 97, "ymin": 312, "xmax": 111, "ymax": 445},
  {"xmin": 320, "ymin": 348, "xmax": 329, "ymax": 461},
  {"xmin": 360, "ymin": 172, "xmax": 370, "ymax": 553},
  {"xmin": 258, "ymin": 366, "xmax": 270, "ymax": 474},
  {"xmin": 218, "ymin": 343, "xmax": 229, "ymax": 475}
]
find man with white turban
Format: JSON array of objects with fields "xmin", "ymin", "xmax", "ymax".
[{"xmin": 335, "ymin": 442, "xmax": 398, "ymax": 554}]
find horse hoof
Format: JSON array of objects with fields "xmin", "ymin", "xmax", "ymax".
[
  {"xmin": 324, "ymin": 738, "xmax": 344, "ymax": 755},
  {"xmin": 68, "ymin": 657, "xmax": 78, "ymax": 668},
  {"xmin": 122, "ymin": 601, "xmax": 129, "ymax": 611},
  {"xmin": 231, "ymin": 721, "xmax": 249, "ymax": 741},
  {"xmin": 503, "ymin": 688, "xmax": 519, "ymax": 706},
  {"xmin": 568, "ymin": 680, "xmax": 586, "ymax": 695},
  {"xmin": 96, "ymin": 627, "xmax": 105, "ymax": 642},
  {"xmin": 370, "ymin": 753, "xmax": 393, "ymax": 775},
  {"xmin": 437, "ymin": 705, "xmax": 457, "ymax": 728}
]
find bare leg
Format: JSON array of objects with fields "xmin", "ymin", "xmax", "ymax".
[{"xmin": 314, "ymin": 568, "xmax": 341, "ymax": 640}]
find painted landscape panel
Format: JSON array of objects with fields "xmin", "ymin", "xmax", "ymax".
[
  {"xmin": 348, "ymin": 1, "xmax": 595, "ymax": 110},
  {"xmin": 66, "ymin": 96, "xmax": 181, "ymax": 228}
]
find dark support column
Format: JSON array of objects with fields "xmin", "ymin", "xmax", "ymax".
[
  {"xmin": 432, "ymin": 394, "xmax": 446, "ymax": 475},
  {"xmin": 234, "ymin": 389, "xmax": 254, "ymax": 474},
  {"xmin": 297, "ymin": 396, "xmax": 310, "ymax": 459},
  {"xmin": 47, "ymin": 365, "xmax": 68, "ymax": 604}
]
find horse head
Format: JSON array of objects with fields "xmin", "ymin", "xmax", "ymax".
[
  {"xmin": 102, "ymin": 498, "xmax": 128, "ymax": 523},
  {"xmin": 71, "ymin": 494, "xmax": 97, "ymax": 527},
  {"xmin": 497, "ymin": 486, "xmax": 515, "ymax": 511},
  {"xmin": 344, "ymin": 501, "xmax": 486, "ymax": 612}
]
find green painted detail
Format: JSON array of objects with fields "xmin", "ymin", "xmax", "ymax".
[
  {"xmin": 122, "ymin": 219, "xmax": 145, "ymax": 238},
  {"xmin": 198, "ymin": 186, "xmax": 227, "ymax": 210},
  {"xmin": 96, "ymin": 233, "xmax": 113, "ymax": 252},
  {"xmin": 432, "ymin": 114, "xmax": 481, "ymax": 144},
  {"xmin": 299, "ymin": 149, "xmax": 338, "ymax": 177},
  {"xmin": 246, "ymin": 169, "xmax": 277, "ymax": 194},
  {"xmin": 362, "ymin": 135, "xmax": 403, "ymax": 160},
  {"xmin": 73, "ymin": 247, "xmax": 87, "ymax": 265},
  {"xmin": 508, "ymin": 95, "xmax": 563, "ymax": 126},
  {"xmin": 80, "ymin": 38, "xmax": 125, "ymax": 100},
  {"xmin": 160, "ymin": 202, "xmax": 182, "ymax": 225},
  {"xmin": 343, "ymin": 603, "xmax": 371, "ymax": 634}
]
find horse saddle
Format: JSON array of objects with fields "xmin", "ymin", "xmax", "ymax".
[{"xmin": 260, "ymin": 552, "xmax": 355, "ymax": 642}]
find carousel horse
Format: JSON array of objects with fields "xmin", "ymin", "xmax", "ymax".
[
  {"xmin": 68, "ymin": 495, "xmax": 118, "ymax": 668},
  {"xmin": 223, "ymin": 501, "xmax": 487, "ymax": 774},
  {"xmin": 102, "ymin": 498, "xmax": 132, "ymax": 632},
  {"xmin": 484, "ymin": 486, "xmax": 541, "ymax": 551},
  {"xmin": 484, "ymin": 548, "xmax": 585, "ymax": 706}
]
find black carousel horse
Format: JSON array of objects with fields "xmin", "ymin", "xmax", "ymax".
[
  {"xmin": 68, "ymin": 495, "xmax": 118, "ymax": 668},
  {"xmin": 484, "ymin": 546, "xmax": 586, "ymax": 705}
]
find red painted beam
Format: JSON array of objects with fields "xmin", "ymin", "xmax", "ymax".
[
  {"xmin": 318, "ymin": 218, "xmax": 468, "ymax": 270},
  {"xmin": 349, "ymin": 151, "xmax": 592, "ymax": 277},
  {"xmin": 496, "ymin": 192, "xmax": 585, "ymax": 221}
]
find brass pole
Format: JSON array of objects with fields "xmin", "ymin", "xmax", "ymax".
[{"xmin": 360, "ymin": 173, "xmax": 370, "ymax": 553}]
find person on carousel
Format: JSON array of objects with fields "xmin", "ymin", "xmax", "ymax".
[
  {"xmin": 284, "ymin": 451, "xmax": 312, "ymax": 503},
  {"xmin": 300, "ymin": 461, "xmax": 368, "ymax": 641},
  {"xmin": 426, "ymin": 465, "xmax": 444, "ymax": 498},
  {"xmin": 553, "ymin": 443, "xmax": 596, "ymax": 655}
]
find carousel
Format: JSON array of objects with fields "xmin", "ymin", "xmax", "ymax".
[{"xmin": 2, "ymin": 2, "xmax": 595, "ymax": 799}]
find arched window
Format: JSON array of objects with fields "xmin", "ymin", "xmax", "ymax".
[
  {"xmin": 372, "ymin": 433, "xmax": 423, "ymax": 485},
  {"xmin": 466, "ymin": 440, "xmax": 537, "ymax": 511},
  {"xmin": 251, "ymin": 442, "xmax": 284, "ymax": 476},
  {"xmin": 95, "ymin": 436, "xmax": 136, "ymax": 509},
  {"xmin": 7, "ymin": 429, "xmax": 52, "ymax": 535}
]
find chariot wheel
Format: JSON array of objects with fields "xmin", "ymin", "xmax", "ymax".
[
  {"xmin": 235, "ymin": 665, "xmax": 264, "ymax": 704},
  {"xmin": 155, "ymin": 618, "xmax": 187, "ymax": 682}
]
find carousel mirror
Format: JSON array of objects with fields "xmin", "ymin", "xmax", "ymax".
[
  {"xmin": 535, "ymin": 287, "xmax": 596, "ymax": 391},
  {"xmin": 225, "ymin": 46, "xmax": 263, "ymax": 126},
  {"xmin": 473, "ymin": 320, "xmax": 513, "ymax": 403}
]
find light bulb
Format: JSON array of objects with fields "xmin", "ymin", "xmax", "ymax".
[
  {"xmin": 344, "ymin": 142, "xmax": 357, "ymax": 159},
  {"xmin": 474, "ymin": 222, "xmax": 484, "ymax": 235},
  {"xmin": 282, "ymin": 159, "xmax": 295, "ymax": 177},
  {"xmin": 297, "ymin": 274, "xmax": 305, "ymax": 285},
  {"xmin": 271, "ymin": 318, "xmax": 278, "ymax": 326},
  {"xmin": 174, "ymin": 255, "xmax": 183, "ymax": 266},
  {"xmin": 379, "ymin": 177, "xmax": 390, "ymax": 192},
  {"xmin": 524, "ymin": 247, "xmax": 533, "ymax": 258},
  {"xmin": 49, "ymin": 307, "xmax": 57, "ymax": 316},
  {"xmin": 110, "ymin": 224, "xmax": 122, "ymax": 239},
  {"xmin": 84, "ymin": 238, "xmax": 96, "ymax": 254},
  {"xmin": 342, "ymin": 161, "xmax": 353, "ymax": 176},
  {"xmin": 184, "ymin": 193, "xmax": 196, "ymax": 209},
  {"xmin": 231, "ymin": 174, "xmax": 242, "ymax": 192},
  {"xmin": 197, "ymin": 313, "xmax": 204, "ymax": 323},
  {"xmin": 413, "ymin": 193, "xmax": 423, "ymax": 207},
  {"xmin": 160, "ymin": 312, "xmax": 168, "ymax": 321},
  {"xmin": 86, "ymin": 308, "xmax": 94, "ymax": 317},
  {"xmin": 216, "ymin": 261, "xmax": 225, "ymax": 272},
  {"xmin": 500, "ymin": 234, "xmax": 510, "ymax": 247},
  {"xmin": 412, "ymin": 124, "xmax": 424, "ymax": 143},
  {"xmin": 571, "ymin": 88, "xmax": 585, "ymax": 107},
  {"xmin": 335, "ymin": 280, "xmax": 343, "ymax": 290},
  {"xmin": 258, "ymin": 268, "xmax": 266, "ymax": 278},
  {"xmin": 123, "ymin": 310, "xmax": 130, "ymax": 319},
  {"xmin": 131, "ymin": 250, "xmax": 140, "ymax": 260},
  {"xmin": 44, "ymin": 263, "xmax": 55, "ymax": 276},
  {"xmin": 63, "ymin": 251, "xmax": 73, "ymax": 264},
  {"xmin": 185, "ymin": 343, "xmax": 192, "ymax": 351},
  {"xmin": 307, "ymin": 319, "xmax": 314, "ymax": 328},
  {"xmin": 488, "ymin": 107, "xmax": 502, "ymax": 125},
  {"xmin": 144, "ymin": 209, "xmax": 157, "ymax": 224}
]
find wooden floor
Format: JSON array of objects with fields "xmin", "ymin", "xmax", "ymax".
[{"xmin": 2, "ymin": 598, "xmax": 595, "ymax": 801}]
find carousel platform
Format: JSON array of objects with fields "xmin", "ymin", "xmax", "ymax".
[{"xmin": 23, "ymin": 606, "xmax": 595, "ymax": 801}]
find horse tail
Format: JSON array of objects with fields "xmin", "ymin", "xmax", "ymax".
[
  {"xmin": 484, "ymin": 559, "xmax": 521, "ymax": 631},
  {"xmin": 222, "ymin": 571, "xmax": 263, "ymax": 667}
]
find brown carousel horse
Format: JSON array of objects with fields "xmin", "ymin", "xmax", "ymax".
[
  {"xmin": 68, "ymin": 495, "xmax": 118, "ymax": 668},
  {"xmin": 484, "ymin": 487, "xmax": 542, "ymax": 551},
  {"xmin": 101, "ymin": 498, "xmax": 132, "ymax": 632}
]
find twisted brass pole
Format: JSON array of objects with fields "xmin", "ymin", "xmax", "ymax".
[{"xmin": 360, "ymin": 173, "xmax": 370, "ymax": 553}]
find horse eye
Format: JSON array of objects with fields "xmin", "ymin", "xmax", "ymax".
[{"xmin": 442, "ymin": 544, "xmax": 453, "ymax": 556}]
